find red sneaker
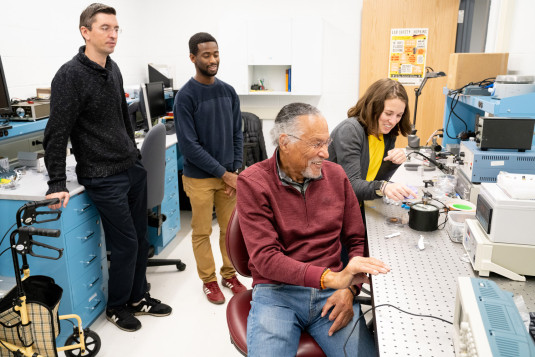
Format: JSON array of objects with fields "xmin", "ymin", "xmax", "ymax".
[
  {"xmin": 203, "ymin": 281, "xmax": 225, "ymax": 305},
  {"xmin": 221, "ymin": 275, "xmax": 247, "ymax": 295}
]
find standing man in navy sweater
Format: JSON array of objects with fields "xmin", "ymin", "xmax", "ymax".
[
  {"xmin": 43, "ymin": 3, "xmax": 171, "ymax": 332},
  {"xmin": 174, "ymin": 32, "xmax": 246, "ymax": 304}
]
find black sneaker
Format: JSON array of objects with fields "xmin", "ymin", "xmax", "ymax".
[
  {"xmin": 106, "ymin": 307, "xmax": 141, "ymax": 332},
  {"xmin": 128, "ymin": 293, "xmax": 172, "ymax": 317}
]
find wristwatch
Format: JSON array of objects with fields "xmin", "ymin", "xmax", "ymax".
[{"xmin": 374, "ymin": 180, "xmax": 386, "ymax": 197}]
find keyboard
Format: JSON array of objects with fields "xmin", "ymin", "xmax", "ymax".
[{"xmin": 530, "ymin": 312, "xmax": 535, "ymax": 343}]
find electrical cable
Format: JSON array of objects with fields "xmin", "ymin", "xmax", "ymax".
[
  {"xmin": 429, "ymin": 196, "xmax": 449, "ymax": 230},
  {"xmin": 445, "ymin": 78, "xmax": 495, "ymax": 139},
  {"xmin": 406, "ymin": 151, "xmax": 444, "ymax": 170},
  {"xmin": 425, "ymin": 128, "xmax": 443, "ymax": 146},
  {"xmin": 343, "ymin": 303, "xmax": 453, "ymax": 357},
  {"xmin": 0, "ymin": 222, "xmax": 16, "ymax": 253},
  {"xmin": 0, "ymin": 247, "xmax": 10, "ymax": 258}
]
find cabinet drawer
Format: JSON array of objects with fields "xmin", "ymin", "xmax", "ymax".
[
  {"xmin": 74, "ymin": 288, "xmax": 106, "ymax": 327},
  {"xmin": 165, "ymin": 156, "xmax": 177, "ymax": 172},
  {"xmin": 164, "ymin": 180, "xmax": 178, "ymax": 201},
  {"xmin": 164, "ymin": 185, "xmax": 178, "ymax": 202},
  {"xmin": 161, "ymin": 196, "xmax": 179, "ymax": 217},
  {"xmin": 165, "ymin": 145, "xmax": 177, "ymax": 166},
  {"xmin": 71, "ymin": 262, "xmax": 103, "ymax": 307},
  {"xmin": 161, "ymin": 210, "xmax": 179, "ymax": 247},
  {"xmin": 61, "ymin": 193, "xmax": 99, "ymax": 232},
  {"xmin": 165, "ymin": 165, "xmax": 178, "ymax": 187},
  {"xmin": 67, "ymin": 243, "xmax": 101, "ymax": 277},
  {"xmin": 64, "ymin": 216, "xmax": 101, "ymax": 254}
]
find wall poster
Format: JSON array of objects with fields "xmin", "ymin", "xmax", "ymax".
[{"xmin": 388, "ymin": 28, "xmax": 428, "ymax": 85}]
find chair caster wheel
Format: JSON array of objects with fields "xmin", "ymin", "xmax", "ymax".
[{"xmin": 176, "ymin": 262, "xmax": 186, "ymax": 271}]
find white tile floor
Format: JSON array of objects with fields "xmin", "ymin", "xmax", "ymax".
[{"xmin": 90, "ymin": 211, "xmax": 250, "ymax": 356}]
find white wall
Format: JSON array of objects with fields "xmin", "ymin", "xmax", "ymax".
[
  {"xmin": 505, "ymin": 0, "xmax": 535, "ymax": 75},
  {"xmin": 0, "ymin": 0, "xmax": 362, "ymax": 155},
  {"xmin": 486, "ymin": 0, "xmax": 535, "ymax": 75}
]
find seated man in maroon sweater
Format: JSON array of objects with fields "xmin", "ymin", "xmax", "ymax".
[{"xmin": 236, "ymin": 102, "xmax": 391, "ymax": 356}]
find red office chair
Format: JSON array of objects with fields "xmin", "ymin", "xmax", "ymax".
[{"xmin": 225, "ymin": 210, "xmax": 326, "ymax": 357}]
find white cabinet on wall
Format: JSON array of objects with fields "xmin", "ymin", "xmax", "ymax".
[
  {"xmin": 218, "ymin": 16, "xmax": 323, "ymax": 96},
  {"xmin": 247, "ymin": 17, "xmax": 292, "ymax": 65}
]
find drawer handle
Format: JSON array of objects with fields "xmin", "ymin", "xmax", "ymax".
[
  {"xmin": 76, "ymin": 203, "xmax": 92, "ymax": 213},
  {"xmin": 168, "ymin": 192, "xmax": 176, "ymax": 199},
  {"xmin": 82, "ymin": 255, "xmax": 98, "ymax": 265},
  {"xmin": 86, "ymin": 299, "xmax": 102, "ymax": 311},
  {"xmin": 167, "ymin": 177, "xmax": 173, "ymax": 183},
  {"xmin": 88, "ymin": 276, "xmax": 100, "ymax": 287},
  {"xmin": 78, "ymin": 231, "xmax": 95, "ymax": 241},
  {"xmin": 168, "ymin": 225, "xmax": 177, "ymax": 232},
  {"xmin": 168, "ymin": 209, "xmax": 177, "ymax": 216}
]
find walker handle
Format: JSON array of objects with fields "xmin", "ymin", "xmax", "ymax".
[{"xmin": 18, "ymin": 198, "xmax": 62, "ymax": 226}]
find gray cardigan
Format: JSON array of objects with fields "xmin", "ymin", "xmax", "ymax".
[{"xmin": 328, "ymin": 117, "xmax": 400, "ymax": 201}]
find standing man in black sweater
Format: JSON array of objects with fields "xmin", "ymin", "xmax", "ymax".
[{"xmin": 43, "ymin": 3, "xmax": 171, "ymax": 332}]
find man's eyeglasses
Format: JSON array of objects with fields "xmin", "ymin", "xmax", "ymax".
[
  {"xmin": 87, "ymin": 25, "xmax": 122, "ymax": 34},
  {"xmin": 287, "ymin": 134, "xmax": 332, "ymax": 150}
]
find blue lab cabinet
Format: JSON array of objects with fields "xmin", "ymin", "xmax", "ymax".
[
  {"xmin": 0, "ymin": 193, "xmax": 107, "ymax": 346},
  {"xmin": 147, "ymin": 144, "xmax": 181, "ymax": 254}
]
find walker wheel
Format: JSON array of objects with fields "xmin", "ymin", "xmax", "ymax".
[
  {"xmin": 176, "ymin": 262, "xmax": 186, "ymax": 271},
  {"xmin": 64, "ymin": 328, "xmax": 101, "ymax": 356}
]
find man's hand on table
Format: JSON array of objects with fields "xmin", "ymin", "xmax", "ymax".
[{"xmin": 324, "ymin": 256, "xmax": 390, "ymax": 290}]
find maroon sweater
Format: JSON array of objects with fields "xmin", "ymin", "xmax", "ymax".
[{"xmin": 236, "ymin": 154, "xmax": 366, "ymax": 288}]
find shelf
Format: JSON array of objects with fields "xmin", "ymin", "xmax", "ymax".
[
  {"xmin": 247, "ymin": 91, "xmax": 292, "ymax": 95},
  {"xmin": 443, "ymin": 87, "xmax": 535, "ymax": 116}
]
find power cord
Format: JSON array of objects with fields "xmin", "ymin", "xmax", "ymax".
[
  {"xmin": 426, "ymin": 195, "xmax": 449, "ymax": 230},
  {"xmin": 0, "ymin": 247, "xmax": 10, "ymax": 258},
  {"xmin": 0, "ymin": 222, "xmax": 16, "ymax": 257},
  {"xmin": 445, "ymin": 78, "xmax": 495, "ymax": 139},
  {"xmin": 343, "ymin": 303, "xmax": 453, "ymax": 357},
  {"xmin": 406, "ymin": 151, "xmax": 445, "ymax": 170}
]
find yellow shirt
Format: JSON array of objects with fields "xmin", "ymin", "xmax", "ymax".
[{"xmin": 366, "ymin": 134, "xmax": 384, "ymax": 181}]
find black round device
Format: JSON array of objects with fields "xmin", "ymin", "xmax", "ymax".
[{"xmin": 408, "ymin": 202, "xmax": 440, "ymax": 231}]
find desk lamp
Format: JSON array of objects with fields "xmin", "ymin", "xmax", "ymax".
[{"xmin": 407, "ymin": 70, "xmax": 446, "ymax": 149}]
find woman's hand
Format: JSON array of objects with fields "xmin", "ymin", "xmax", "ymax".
[
  {"xmin": 383, "ymin": 182, "xmax": 416, "ymax": 201},
  {"xmin": 384, "ymin": 148, "xmax": 406, "ymax": 165}
]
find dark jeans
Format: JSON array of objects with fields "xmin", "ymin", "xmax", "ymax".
[{"xmin": 78, "ymin": 160, "xmax": 149, "ymax": 308}]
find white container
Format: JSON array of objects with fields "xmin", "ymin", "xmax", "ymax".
[{"xmin": 446, "ymin": 210, "xmax": 476, "ymax": 243}]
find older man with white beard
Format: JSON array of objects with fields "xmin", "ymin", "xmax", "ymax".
[{"xmin": 236, "ymin": 102, "xmax": 390, "ymax": 356}]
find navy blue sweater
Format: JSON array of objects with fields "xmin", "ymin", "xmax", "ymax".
[
  {"xmin": 44, "ymin": 46, "xmax": 138, "ymax": 194},
  {"xmin": 173, "ymin": 77, "xmax": 242, "ymax": 178}
]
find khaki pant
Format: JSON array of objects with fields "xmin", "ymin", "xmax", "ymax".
[{"xmin": 182, "ymin": 176, "xmax": 236, "ymax": 283}]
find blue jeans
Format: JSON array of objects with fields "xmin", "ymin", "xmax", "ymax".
[{"xmin": 247, "ymin": 284, "xmax": 376, "ymax": 357}]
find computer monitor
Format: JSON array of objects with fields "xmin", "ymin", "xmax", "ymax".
[
  {"xmin": 0, "ymin": 55, "xmax": 12, "ymax": 115},
  {"xmin": 139, "ymin": 81, "xmax": 166, "ymax": 131},
  {"xmin": 148, "ymin": 63, "xmax": 173, "ymax": 89}
]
